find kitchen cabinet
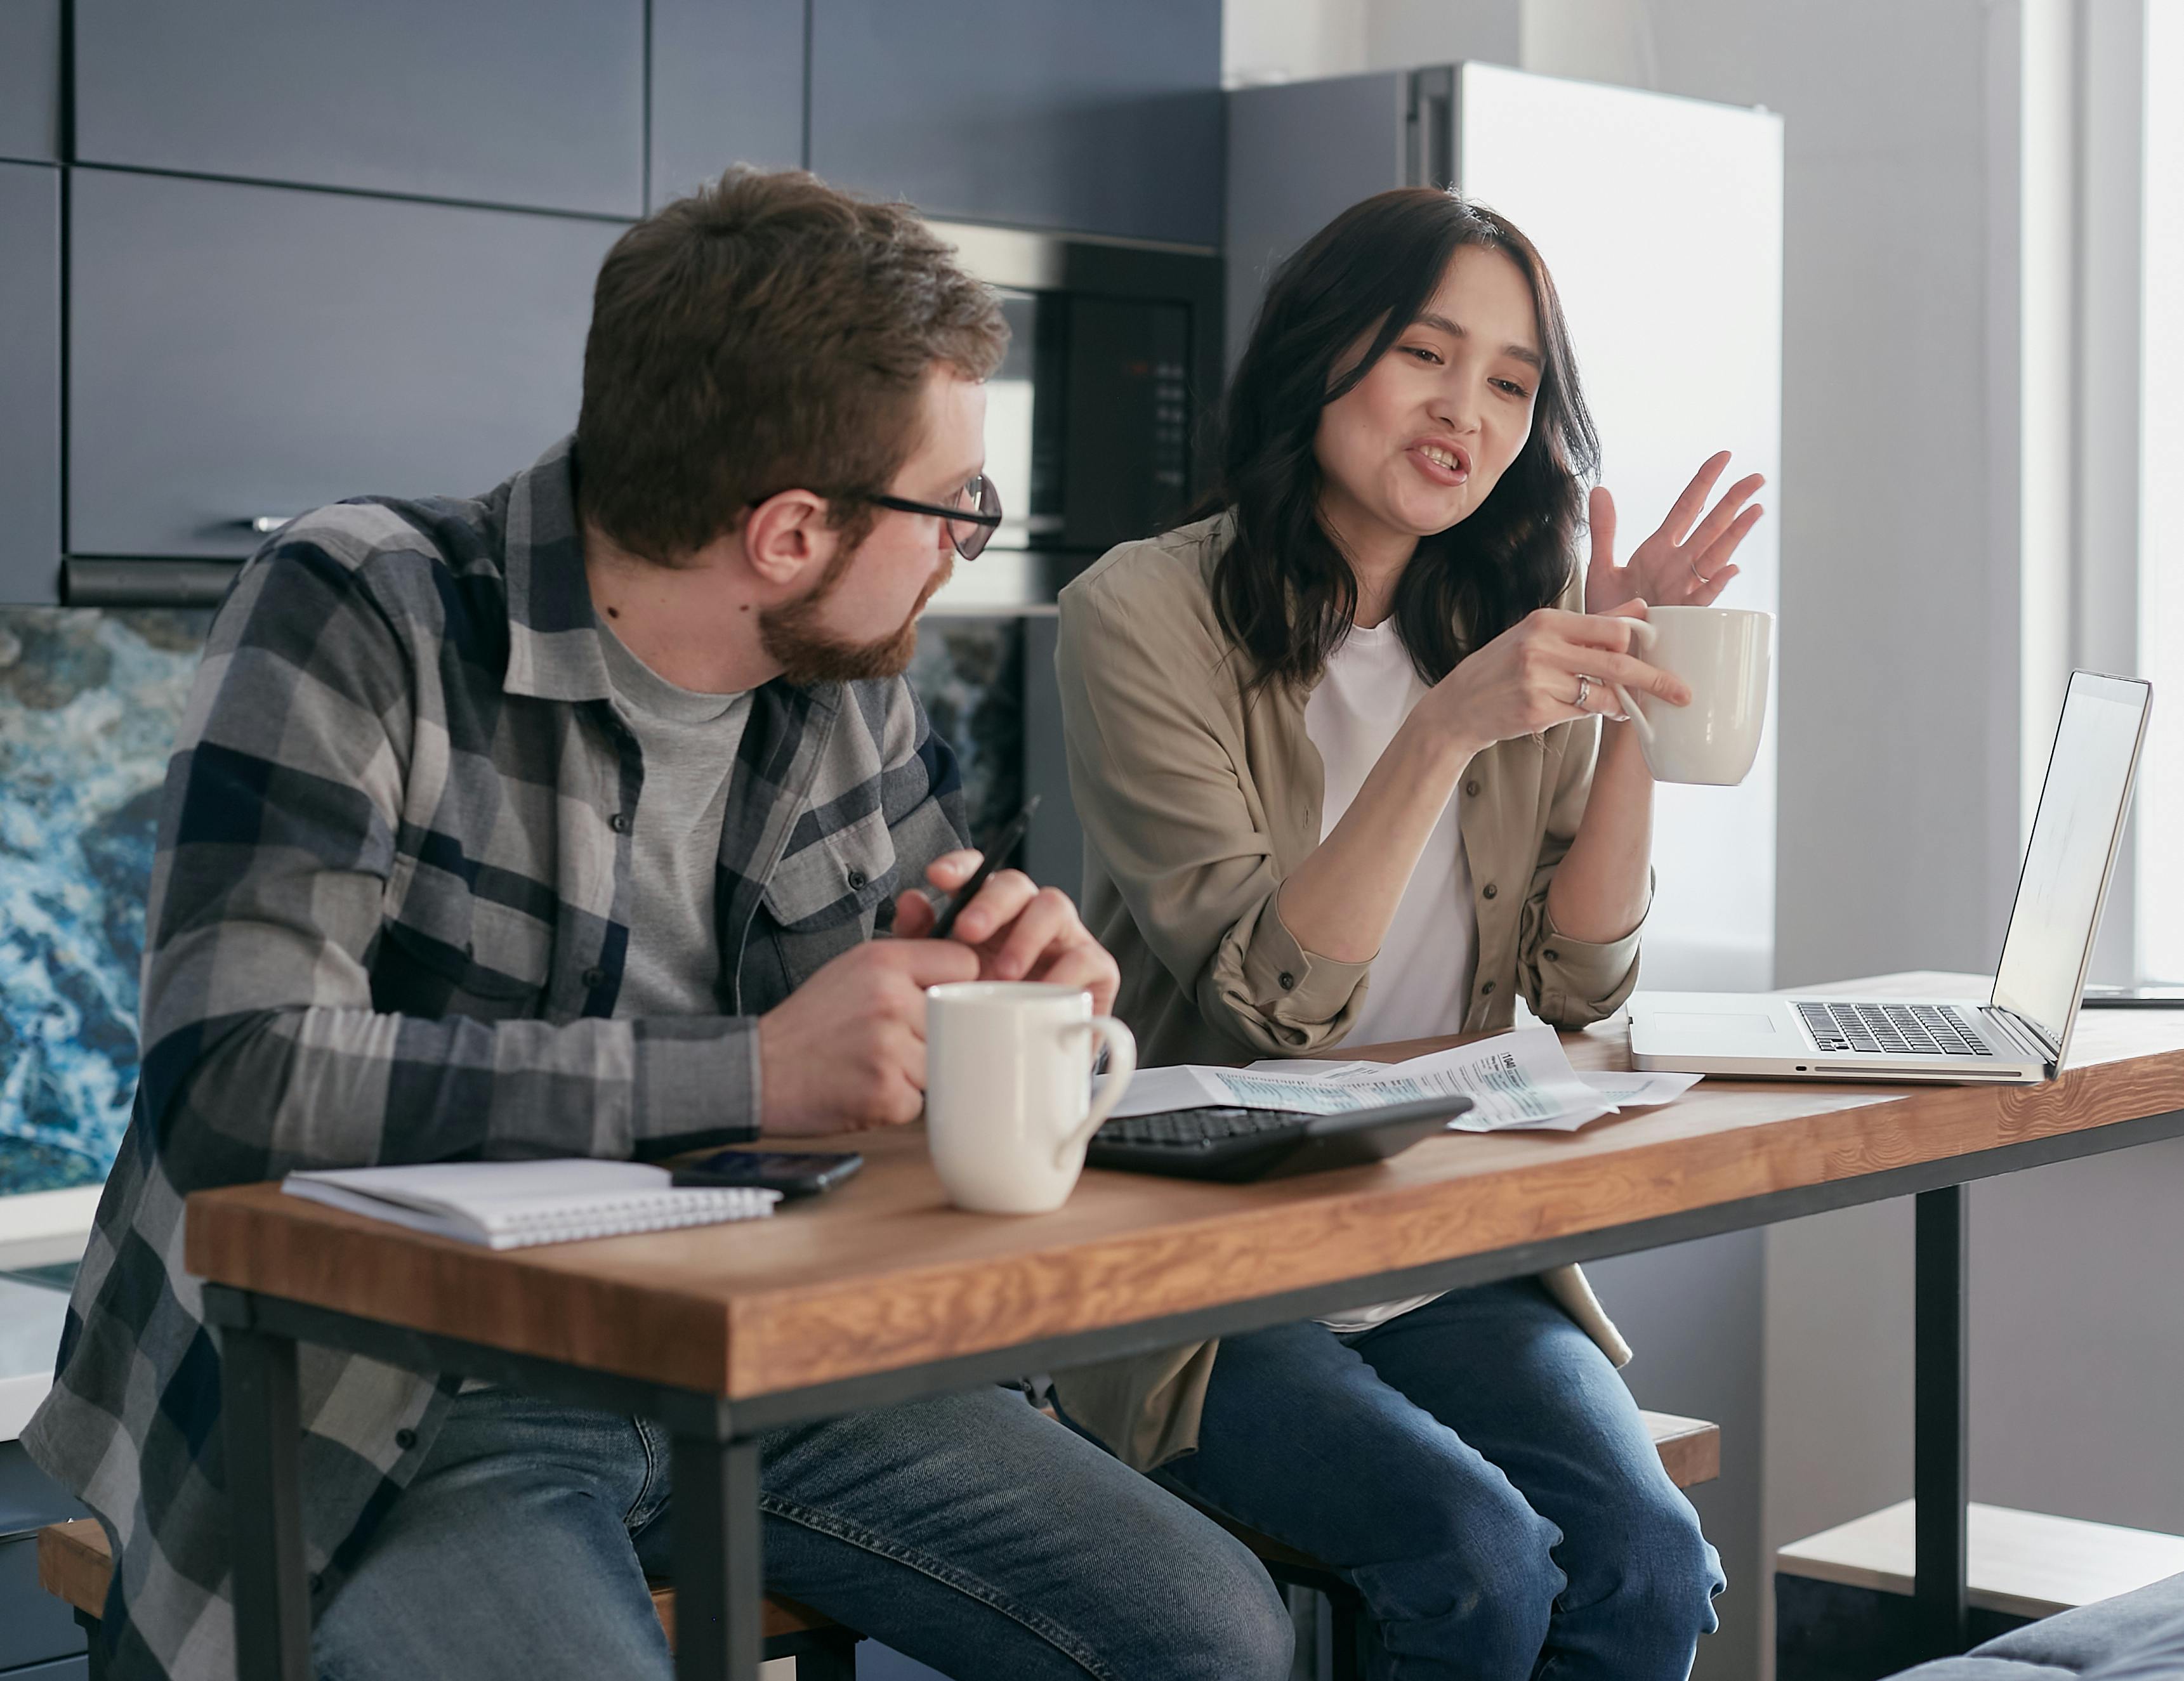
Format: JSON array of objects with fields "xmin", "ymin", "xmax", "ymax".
[
  {"xmin": 70, "ymin": 170, "xmax": 623, "ymax": 560},
  {"xmin": 648, "ymin": 0, "xmax": 807, "ymax": 209},
  {"xmin": 0, "ymin": 163, "xmax": 62, "ymax": 603},
  {"xmin": 0, "ymin": 0, "xmax": 62, "ymax": 164},
  {"xmin": 73, "ymin": 0, "xmax": 645, "ymax": 216},
  {"xmin": 808, "ymin": 0, "xmax": 1221, "ymax": 245}
]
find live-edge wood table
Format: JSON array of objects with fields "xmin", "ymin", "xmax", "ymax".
[{"xmin": 185, "ymin": 974, "xmax": 2184, "ymax": 1680}]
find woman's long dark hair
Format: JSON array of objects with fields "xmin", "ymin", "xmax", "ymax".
[{"xmin": 1208, "ymin": 190, "xmax": 1598, "ymax": 694}]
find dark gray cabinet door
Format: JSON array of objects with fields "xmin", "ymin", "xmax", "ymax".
[
  {"xmin": 70, "ymin": 170, "xmax": 624, "ymax": 559},
  {"xmin": 649, "ymin": 0, "xmax": 807, "ymax": 209},
  {"xmin": 0, "ymin": 0, "xmax": 62, "ymax": 163},
  {"xmin": 808, "ymin": 0, "xmax": 1221, "ymax": 245},
  {"xmin": 74, "ymin": 0, "xmax": 645, "ymax": 216},
  {"xmin": 0, "ymin": 162, "xmax": 61, "ymax": 602},
  {"xmin": 0, "ymin": 1440, "xmax": 88, "ymax": 1670}
]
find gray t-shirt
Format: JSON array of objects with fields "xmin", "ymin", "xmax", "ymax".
[
  {"xmin": 597, "ymin": 621, "xmax": 752, "ymax": 1019},
  {"xmin": 463, "ymin": 625, "xmax": 747, "ymax": 1393}
]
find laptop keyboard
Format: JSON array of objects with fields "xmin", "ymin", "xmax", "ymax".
[
  {"xmin": 1794, "ymin": 1002, "xmax": 1997, "ymax": 1057},
  {"xmin": 1096, "ymin": 1107, "xmax": 1310, "ymax": 1148}
]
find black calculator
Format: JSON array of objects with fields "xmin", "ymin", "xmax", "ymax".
[{"xmin": 1085, "ymin": 1095, "xmax": 1471, "ymax": 1183}]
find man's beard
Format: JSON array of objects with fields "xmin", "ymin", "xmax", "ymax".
[{"xmin": 759, "ymin": 545, "xmax": 955, "ymax": 684}]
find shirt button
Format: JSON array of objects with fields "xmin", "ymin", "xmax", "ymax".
[
  {"xmin": 845, "ymin": 868, "xmax": 867, "ymax": 891},
  {"xmin": 1464, "ymin": 779, "xmax": 1481, "ymax": 797},
  {"xmin": 609, "ymin": 812, "xmax": 630, "ymax": 834},
  {"xmin": 1543, "ymin": 948, "xmax": 1560, "ymax": 962},
  {"xmin": 396, "ymin": 1428, "xmax": 418, "ymax": 1451},
  {"xmin": 1481, "ymin": 979, "xmax": 1496, "ymax": 995},
  {"xmin": 582, "ymin": 966, "xmax": 607, "ymax": 988},
  {"xmin": 1279, "ymin": 971, "xmax": 1296, "ymax": 990},
  {"xmin": 1482, "ymin": 882, "xmax": 1498, "ymax": 900}
]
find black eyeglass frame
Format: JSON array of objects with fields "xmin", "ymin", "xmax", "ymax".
[
  {"xmin": 742, "ymin": 478, "xmax": 1005, "ymax": 560},
  {"xmin": 860, "ymin": 476, "xmax": 1004, "ymax": 561}
]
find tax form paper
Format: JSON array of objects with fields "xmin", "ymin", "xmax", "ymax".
[{"xmin": 1102, "ymin": 1027, "xmax": 1700, "ymax": 1135}]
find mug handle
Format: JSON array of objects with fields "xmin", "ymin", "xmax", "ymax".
[
  {"xmin": 1605, "ymin": 616, "xmax": 1657, "ymax": 745},
  {"xmin": 1055, "ymin": 1016, "xmax": 1138, "ymax": 1169}
]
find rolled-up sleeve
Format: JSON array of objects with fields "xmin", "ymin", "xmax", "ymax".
[
  {"xmin": 1056, "ymin": 579, "xmax": 1371, "ymax": 1057},
  {"xmin": 1515, "ymin": 719, "xmax": 1648, "ymax": 1027},
  {"xmin": 1206, "ymin": 886, "xmax": 1373, "ymax": 1052}
]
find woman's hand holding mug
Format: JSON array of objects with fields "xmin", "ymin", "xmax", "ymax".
[{"xmin": 1419, "ymin": 602, "xmax": 1688, "ymax": 757}]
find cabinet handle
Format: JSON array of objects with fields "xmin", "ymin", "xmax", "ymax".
[
  {"xmin": 247, "ymin": 514, "xmax": 295, "ymax": 534},
  {"xmin": 65, "ymin": 559, "xmax": 242, "ymax": 608}
]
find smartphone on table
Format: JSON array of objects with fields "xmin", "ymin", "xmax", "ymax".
[
  {"xmin": 2082, "ymin": 984, "xmax": 2184, "ymax": 1009},
  {"xmin": 670, "ymin": 1148, "xmax": 864, "ymax": 1198}
]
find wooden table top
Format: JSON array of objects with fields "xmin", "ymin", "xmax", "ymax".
[{"xmin": 184, "ymin": 974, "xmax": 2184, "ymax": 1401}]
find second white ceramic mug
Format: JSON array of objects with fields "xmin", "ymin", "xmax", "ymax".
[
  {"xmin": 1609, "ymin": 606, "xmax": 1774, "ymax": 785},
  {"xmin": 924, "ymin": 981, "xmax": 1138, "ymax": 1214}
]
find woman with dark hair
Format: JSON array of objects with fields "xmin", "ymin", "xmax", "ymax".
[{"xmin": 1050, "ymin": 189, "xmax": 1759, "ymax": 1677}]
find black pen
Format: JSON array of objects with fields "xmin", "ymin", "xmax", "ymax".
[{"xmin": 930, "ymin": 796, "xmax": 1042, "ymax": 940}]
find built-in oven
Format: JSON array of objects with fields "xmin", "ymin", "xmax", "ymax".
[
  {"xmin": 922, "ymin": 224, "xmax": 1224, "ymax": 893},
  {"xmin": 930, "ymin": 223, "xmax": 1222, "ymax": 611}
]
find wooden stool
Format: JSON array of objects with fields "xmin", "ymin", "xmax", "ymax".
[
  {"xmin": 36, "ymin": 1518, "xmax": 860, "ymax": 1680},
  {"xmin": 1194, "ymin": 1410, "xmax": 1723, "ymax": 1681}
]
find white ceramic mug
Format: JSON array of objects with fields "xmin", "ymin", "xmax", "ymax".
[
  {"xmin": 924, "ymin": 982, "xmax": 1138, "ymax": 1214},
  {"xmin": 1608, "ymin": 606, "xmax": 1774, "ymax": 785}
]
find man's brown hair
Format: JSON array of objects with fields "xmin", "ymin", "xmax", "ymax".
[{"xmin": 576, "ymin": 167, "xmax": 1008, "ymax": 564}]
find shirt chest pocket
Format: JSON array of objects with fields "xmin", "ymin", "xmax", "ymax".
[
  {"xmin": 370, "ymin": 903, "xmax": 551, "ymax": 1023},
  {"xmin": 758, "ymin": 813, "xmax": 900, "ymax": 979}
]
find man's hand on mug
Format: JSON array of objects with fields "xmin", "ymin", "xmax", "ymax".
[
  {"xmin": 893, "ymin": 852, "xmax": 1121, "ymax": 1015},
  {"xmin": 1422, "ymin": 603, "xmax": 1690, "ymax": 756},
  {"xmin": 757, "ymin": 939, "xmax": 977, "ymax": 1135}
]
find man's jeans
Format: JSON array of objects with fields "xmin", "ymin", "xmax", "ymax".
[
  {"xmin": 312, "ymin": 1383, "xmax": 1293, "ymax": 1681},
  {"xmin": 1140, "ymin": 1281, "xmax": 1726, "ymax": 1681}
]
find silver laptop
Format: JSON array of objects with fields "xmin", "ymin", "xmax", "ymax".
[{"xmin": 1628, "ymin": 670, "xmax": 2152, "ymax": 1085}]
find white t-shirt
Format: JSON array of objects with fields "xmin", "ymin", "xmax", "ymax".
[
  {"xmin": 1303, "ymin": 620, "xmax": 1477, "ymax": 1045},
  {"xmin": 1301, "ymin": 619, "xmax": 1478, "ymax": 1334}
]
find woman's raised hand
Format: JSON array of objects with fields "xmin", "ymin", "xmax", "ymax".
[
  {"xmin": 1420, "ymin": 601, "xmax": 1690, "ymax": 757},
  {"xmin": 1584, "ymin": 451, "xmax": 1765, "ymax": 615}
]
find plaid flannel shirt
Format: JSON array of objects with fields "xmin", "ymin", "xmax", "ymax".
[{"xmin": 22, "ymin": 438, "xmax": 968, "ymax": 1681}]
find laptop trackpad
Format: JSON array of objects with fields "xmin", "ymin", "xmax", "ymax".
[{"xmin": 1643, "ymin": 1010, "xmax": 1787, "ymax": 1052}]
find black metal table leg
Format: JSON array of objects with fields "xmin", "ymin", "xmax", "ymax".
[
  {"xmin": 672, "ymin": 1434, "xmax": 763, "ymax": 1681},
  {"xmin": 221, "ymin": 1323, "xmax": 312, "ymax": 1681},
  {"xmin": 1914, "ymin": 1184, "xmax": 1971, "ymax": 1658}
]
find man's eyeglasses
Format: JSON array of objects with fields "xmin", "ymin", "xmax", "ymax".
[{"xmin": 860, "ymin": 475, "xmax": 1004, "ymax": 561}]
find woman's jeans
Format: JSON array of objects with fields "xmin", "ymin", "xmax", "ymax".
[
  {"xmin": 310, "ymin": 1382, "xmax": 1293, "ymax": 1681},
  {"xmin": 1143, "ymin": 1279, "xmax": 1725, "ymax": 1681}
]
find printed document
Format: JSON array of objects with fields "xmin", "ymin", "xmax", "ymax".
[{"xmin": 1103, "ymin": 1027, "xmax": 1700, "ymax": 1133}]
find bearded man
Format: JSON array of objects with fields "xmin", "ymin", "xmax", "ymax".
[{"xmin": 26, "ymin": 167, "xmax": 1293, "ymax": 1681}]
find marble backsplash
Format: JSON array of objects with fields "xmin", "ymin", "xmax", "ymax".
[{"xmin": 0, "ymin": 610, "xmax": 1025, "ymax": 1198}]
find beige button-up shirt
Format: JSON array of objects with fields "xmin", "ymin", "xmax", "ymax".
[{"xmin": 1049, "ymin": 513, "xmax": 1643, "ymax": 1470}]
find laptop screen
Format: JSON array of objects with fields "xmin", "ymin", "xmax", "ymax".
[{"xmin": 1990, "ymin": 672, "xmax": 2151, "ymax": 1047}]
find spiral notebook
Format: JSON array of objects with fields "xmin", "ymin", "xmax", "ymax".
[{"xmin": 283, "ymin": 1160, "xmax": 779, "ymax": 1250}]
